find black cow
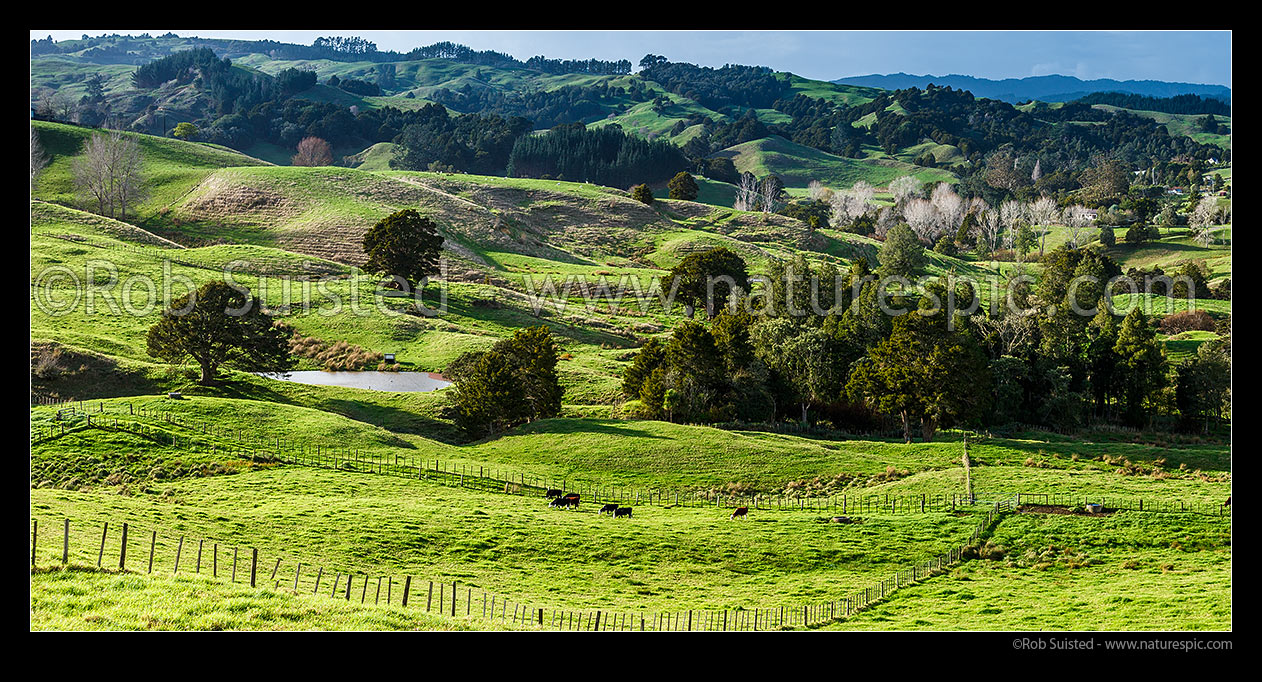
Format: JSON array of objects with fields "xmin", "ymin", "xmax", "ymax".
[
  {"xmin": 599, "ymin": 503, "xmax": 619, "ymax": 515},
  {"xmin": 730, "ymin": 506, "xmax": 749, "ymax": 521},
  {"xmin": 613, "ymin": 507, "xmax": 632, "ymax": 519},
  {"xmin": 545, "ymin": 489, "xmax": 564, "ymax": 499},
  {"xmin": 549, "ymin": 497, "xmax": 569, "ymax": 509}
]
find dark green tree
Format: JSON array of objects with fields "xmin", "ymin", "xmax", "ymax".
[
  {"xmin": 667, "ymin": 171, "xmax": 699, "ymax": 200},
  {"xmin": 146, "ymin": 280, "xmax": 295, "ymax": 385},
  {"xmin": 877, "ymin": 223, "xmax": 927, "ymax": 278},
  {"xmin": 670, "ymin": 247, "xmax": 748, "ymax": 318},
  {"xmin": 448, "ymin": 325, "xmax": 563, "ymax": 437},
  {"xmin": 1175, "ymin": 341, "xmax": 1230, "ymax": 432},
  {"xmin": 1112, "ymin": 308, "xmax": 1167, "ymax": 426},
  {"xmin": 448, "ymin": 350, "xmax": 523, "ymax": 437},
  {"xmin": 846, "ymin": 296, "xmax": 991, "ymax": 442},
  {"xmin": 362, "ymin": 209, "xmax": 444, "ymax": 290},
  {"xmin": 622, "ymin": 337, "xmax": 667, "ymax": 398},
  {"xmin": 631, "ymin": 183, "xmax": 655, "ymax": 204}
]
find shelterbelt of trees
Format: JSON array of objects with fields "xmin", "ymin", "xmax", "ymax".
[{"xmin": 612, "ymin": 244, "xmax": 1230, "ymax": 444}]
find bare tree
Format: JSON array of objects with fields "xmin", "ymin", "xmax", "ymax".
[
  {"xmin": 758, "ymin": 176, "xmax": 783, "ymax": 214},
  {"xmin": 1028, "ymin": 196, "xmax": 1061, "ymax": 256},
  {"xmin": 1191, "ymin": 196, "xmax": 1221, "ymax": 246},
  {"xmin": 292, "ymin": 136, "xmax": 334, "ymax": 166},
  {"xmin": 902, "ymin": 198, "xmax": 939, "ymax": 244},
  {"xmin": 977, "ymin": 207, "xmax": 1003, "ymax": 254},
  {"xmin": 734, "ymin": 173, "xmax": 759, "ymax": 212},
  {"xmin": 807, "ymin": 179, "xmax": 831, "ymax": 203},
  {"xmin": 829, "ymin": 180, "xmax": 874, "ymax": 227},
  {"xmin": 888, "ymin": 175, "xmax": 922, "ymax": 208},
  {"xmin": 1062, "ymin": 204, "xmax": 1095, "ymax": 248},
  {"xmin": 72, "ymin": 131, "xmax": 146, "ymax": 220},
  {"xmin": 31, "ymin": 126, "xmax": 49, "ymax": 192},
  {"xmin": 930, "ymin": 183, "xmax": 964, "ymax": 237}
]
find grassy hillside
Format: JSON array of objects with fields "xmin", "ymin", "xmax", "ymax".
[
  {"xmin": 31, "ymin": 121, "xmax": 271, "ymax": 223},
  {"xmin": 32, "ymin": 566, "xmax": 503, "ymax": 631},
  {"xmin": 714, "ymin": 136, "xmax": 957, "ymax": 190},
  {"xmin": 828, "ymin": 510, "xmax": 1230, "ymax": 630},
  {"xmin": 1091, "ymin": 104, "xmax": 1232, "ymax": 149},
  {"xmin": 29, "ymin": 110, "xmax": 1232, "ymax": 631}
]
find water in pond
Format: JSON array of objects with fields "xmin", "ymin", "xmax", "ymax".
[{"xmin": 263, "ymin": 370, "xmax": 451, "ymax": 392}]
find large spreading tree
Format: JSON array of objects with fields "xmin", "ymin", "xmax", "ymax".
[
  {"xmin": 447, "ymin": 325, "xmax": 564, "ymax": 437},
  {"xmin": 362, "ymin": 209, "xmax": 444, "ymax": 290},
  {"xmin": 846, "ymin": 296, "xmax": 991, "ymax": 443},
  {"xmin": 670, "ymin": 247, "xmax": 749, "ymax": 318},
  {"xmin": 146, "ymin": 280, "xmax": 295, "ymax": 385}
]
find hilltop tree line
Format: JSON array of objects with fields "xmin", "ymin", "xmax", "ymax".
[
  {"xmin": 505, "ymin": 123, "xmax": 689, "ymax": 186},
  {"xmin": 429, "ymin": 81, "xmax": 649, "ymax": 129},
  {"xmin": 1072, "ymin": 92, "xmax": 1231, "ymax": 116}
]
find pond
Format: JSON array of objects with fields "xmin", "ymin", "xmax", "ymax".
[{"xmin": 263, "ymin": 370, "xmax": 452, "ymax": 392}]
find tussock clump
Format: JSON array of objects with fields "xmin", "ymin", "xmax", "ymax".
[
  {"xmin": 285, "ymin": 327, "xmax": 383, "ymax": 371},
  {"xmin": 774, "ymin": 472, "xmax": 859, "ymax": 498},
  {"xmin": 31, "ymin": 343, "xmax": 91, "ymax": 381},
  {"xmin": 961, "ymin": 540, "xmax": 1006, "ymax": 561},
  {"xmin": 1008, "ymin": 545, "xmax": 1098, "ymax": 570},
  {"xmin": 866, "ymin": 466, "xmax": 911, "ymax": 485}
]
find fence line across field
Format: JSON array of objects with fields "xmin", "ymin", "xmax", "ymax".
[
  {"xmin": 32, "ymin": 400, "xmax": 1232, "ymax": 518},
  {"xmin": 31, "ymin": 504, "xmax": 1008, "ymax": 630}
]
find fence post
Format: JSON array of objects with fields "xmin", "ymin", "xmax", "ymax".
[
  {"xmin": 250, "ymin": 549, "xmax": 258, "ymax": 588},
  {"xmin": 31, "ymin": 520, "xmax": 37, "ymax": 566},
  {"xmin": 402, "ymin": 576, "xmax": 411, "ymax": 607},
  {"xmin": 174, "ymin": 536, "xmax": 183, "ymax": 574},
  {"xmin": 148, "ymin": 530, "xmax": 156, "ymax": 573},
  {"xmin": 62, "ymin": 519, "xmax": 69, "ymax": 565},
  {"xmin": 97, "ymin": 522, "xmax": 108, "ymax": 567},
  {"xmin": 119, "ymin": 523, "xmax": 128, "ymax": 571}
]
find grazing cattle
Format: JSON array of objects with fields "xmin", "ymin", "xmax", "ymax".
[
  {"xmin": 730, "ymin": 507, "xmax": 749, "ymax": 521},
  {"xmin": 599, "ymin": 503, "xmax": 619, "ymax": 515},
  {"xmin": 549, "ymin": 497, "xmax": 569, "ymax": 509},
  {"xmin": 1225, "ymin": 496, "xmax": 1231, "ymax": 507},
  {"xmin": 613, "ymin": 507, "xmax": 632, "ymax": 519},
  {"xmin": 545, "ymin": 489, "xmax": 564, "ymax": 499}
]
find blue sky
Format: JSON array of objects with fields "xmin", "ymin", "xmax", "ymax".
[{"xmin": 31, "ymin": 30, "xmax": 1232, "ymax": 87}]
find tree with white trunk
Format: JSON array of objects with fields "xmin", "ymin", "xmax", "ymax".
[
  {"xmin": 930, "ymin": 183, "xmax": 964, "ymax": 238},
  {"xmin": 734, "ymin": 173, "xmax": 759, "ymax": 212},
  {"xmin": 1190, "ymin": 196, "xmax": 1222, "ymax": 246},
  {"xmin": 1062, "ymin": 204, "xmax": 1095, "ymax": 248},
  {"xmin": 1028, "ymin": 196, "xmax": 1061, "ymax": 257},
  {"xmin": 902, "ymin": 198, "xmax": 939, "ymax": 244},
  {"xmin": 830, "ymin": 180, "xmax": 875, "ymax": 226},
  {"xmin": 889, "ymin": 175, "xmax": 923, "ymax": 208}
]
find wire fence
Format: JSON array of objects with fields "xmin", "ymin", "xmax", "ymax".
[
  {"xmin": 30, "ymin": 503, "xmax": 1009, "ymax": 631},
  {"xmin": 31, "ymin": 400, "xmax": 1233, "ymax": 518}
]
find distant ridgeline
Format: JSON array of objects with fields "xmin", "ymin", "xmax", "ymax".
[
  {"xmin": 30, "ymin": 33, "xmax": 632, "ymax": 75},
  {"xmin": 832, "ymin": 72, "xmax": 1231, "ymax": 105},
  {"xmin": 32, "ymin": 37, "xmax": 1230, "ymax": 195},
  {"xmin": 1070, "ymin": 92, "xmax": 1232, "ymax": 116}
]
